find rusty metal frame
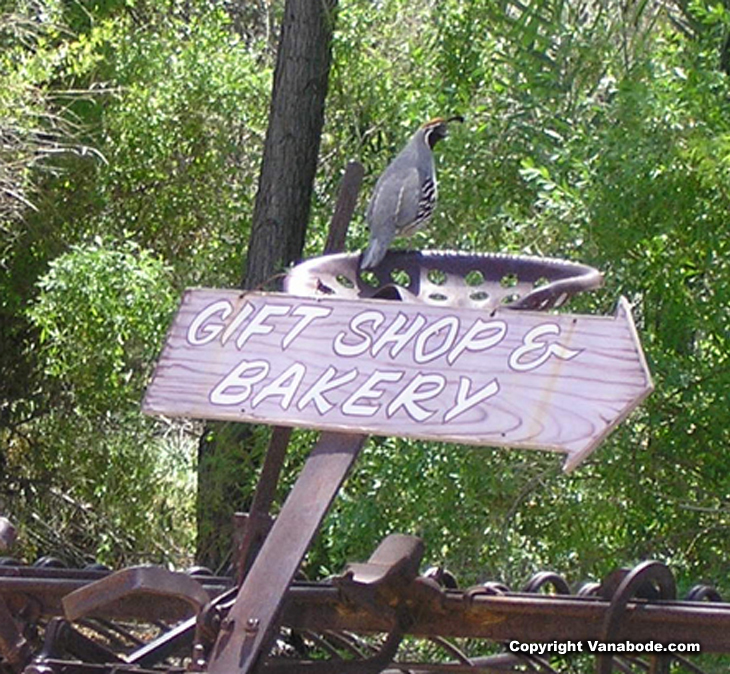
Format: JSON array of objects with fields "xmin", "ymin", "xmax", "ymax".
[{"xmin": 1, "ymin": 544, "xmax": 730, "ymax": 672}]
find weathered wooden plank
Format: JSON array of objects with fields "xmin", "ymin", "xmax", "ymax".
[{"xmin": 143, "ymin": 291, "xmax": 652, "ymax": 470}]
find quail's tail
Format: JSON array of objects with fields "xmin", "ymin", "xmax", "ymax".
[{"xmin": 360, "ymin": 239, "xmax": 389, "ymax": 270}]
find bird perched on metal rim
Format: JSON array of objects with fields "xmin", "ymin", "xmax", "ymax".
[{"xmin": 360, "ymin": 115, "xmax": 464, "ymax": 270}]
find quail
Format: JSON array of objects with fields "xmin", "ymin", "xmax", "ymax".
[{"xmin": 360, "ymin": 115, "xmax": 463, "ymax": 270}]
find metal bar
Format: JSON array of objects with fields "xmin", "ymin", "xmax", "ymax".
[
  {"xmin": 0, "ymin": 573, "xmax": 229, "ymax": 593},
  {"xmin": 235, "ymin": 426, "xmax": 292, "ymax": 583},
  {"xmin": 209, "ymin": 162, "xmax": 366, "ymax": 671},
  {"xmin": 23, "ymin": 658, "xmax": 166, "ymax": 674},
  {"xmin": 0, "ymin": 567, "xmax": 110, "ymax": 580},
  {"xmin": 377, "ymin": 660, "xmax": 541, "ymax": 673},
  {"xmin": 0, "ymin": 577, "xmax": 92, "ymax": 595},
  {"xmin": 207, "ymin": 432, "xmax": 366, "ymax": 673},
  {"xmin": 61, "ymin": 621, "xmax": 125, "ymax": 664},
  {"xmin": 6, "ymin": 572, "xmax": 730, "ymax": 654},
  {"xmin": 126, "ymin": 616, "xmax": 196, "ymax": 666},
  {"xmin": 232, "ymin": 161, "xmax": 364, "ymax": 586},
  {"xmin": 324, "ymin": 161, "xmax": 364, "ymax": 255},
  {"xmin": 0, "ymin": 577, "xmax": 229, "ymax": 623},
  {"xmin": 280, "ymin": 586, "xmax": 730, "ymax": 653},
  {"xmin": 249, "ymin": 428, "xmax": 293, "ymax": 516}
]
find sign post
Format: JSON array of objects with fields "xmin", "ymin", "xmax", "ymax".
[{"xmin": 206, "ymin": 431, "xmax": 366, "ymax": 673}]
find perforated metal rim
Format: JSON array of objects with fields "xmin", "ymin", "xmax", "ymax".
[{"xmin": 285, "ymin": 250, "xmax": 603, "ymax": 311}]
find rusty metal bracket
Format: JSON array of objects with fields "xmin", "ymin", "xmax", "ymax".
[
  {"xmin": 339, "ymin": 534, "xmax": 424, "ymax": 588},
  {"xmin": 597, "ymin": 561, "xmax": 676, "ymax": 674},
  {"xmin": 122, "ymin": 586, "xmax": 237, "ymax": 668},
  {"xmin": 334, "ymin": 534, "xmax": 424, "ymax": 617},
  {"xmin": 62, "ymin": 566, "xmax": 211, "ymax": 623}
]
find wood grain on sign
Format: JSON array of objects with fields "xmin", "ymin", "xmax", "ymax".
[{"xmin": 143, "ymin": 290, "xmax": 653, "ymax": 471}]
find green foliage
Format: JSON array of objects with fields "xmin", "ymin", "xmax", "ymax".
[
  {"xmin": 5, "ymin": 411, "xmax": 197, "ymax": 567},
  {"xmin": 18, "ymin": 3, "xmax": 272, "ymax": 286},
  {"xmin": 28, "ymin": 238, "xmax": 176, "ymax": 411},
  {"xmin": 2, "ymin": 0, "xmax": 730, "ymax": 631},
  {"xmin": 195, "ymin": 421, "xmax": 272, "ymax": 572},
  {"xmin": 1, "ymin": 0, "xmax": 271, "ymax": 565},
  {"xmin": 87, "ymin": 10, "xmax": 271, "ymax": 284},
  {"xmin": 3, "ymin": 239, "xmax": 193, "ymax": 566}
]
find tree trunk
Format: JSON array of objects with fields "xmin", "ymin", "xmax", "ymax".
[
  {"xmin": 244, "ymin": 0, "xmax": 337, "ymax": 289},
  {"xmin": 196, "ymin": 0, "xmax": 338, "ymax": 569}
]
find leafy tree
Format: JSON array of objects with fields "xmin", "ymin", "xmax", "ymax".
[
  {"xmin": 1, "ymin": 0, "xmax": 272, "ymax": 564},
  {"xmin": 3, "ymin": 239, "xmax": 191, "ymax": 565},
  {"xmin": 28, "ymin": 239, "xmax": 175, "ymax": 412}
]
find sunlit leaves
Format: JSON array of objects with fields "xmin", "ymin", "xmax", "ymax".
[
  {"xmin": 28, "ymin": 238, "xmax": 176, "ymax": 411},
  {"xmin": 11, "ymin": 239, "xmax": 192, "ymax": 566}
]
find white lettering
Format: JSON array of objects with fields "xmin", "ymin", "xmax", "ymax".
[
  {"xmin": 282, "ymin": 305, "xmax": 333, "ymax": 350},
  {"xmin": 220, "ymin": 302, "xmax": 254, "ymax": 345},
  {"xmin": 333, "ymin": 310, "xmax": 385, "ymax": 357},
  {"xmin": 235, "ymin": 304, "xmax": 291, "ymax": 349},
  {"xmin": 209, "ymin": 360, "xmax": 269, "ymax": 405},
  {"xmin": 447, "ymin": 319, "xmax": 507, "ymax": 365},
  {"xmin": 414, "ymin": 316, "xmax": 460, "ymax": 363},
  {"xmin": 508, "ymin": 641, "xmax": 584, "ymax": 655},
  {"xmin": 371, "ymin": 312, "xmax": 427, "ymax": 359},
  {"xmin": 386, "ymin": 373, "xmax": 446, "ymax": 421},
  {"xmin": 187, "ymin": 300, "xmax": 232, "ymax": 345},
  {"xmin": 509, "ymin": 323, "xmax": 582, "ymax": 372},
  {"xmin": 341, "ymin": 370, "xmax": 404, "ymax": 417},
  {"xmin": 252, "ymin": 362, "xmax": 306, "ymax": 410},
  {"xmin": 297, "ymin": 366, "xmax": 358, "ymax": 415},
  {"xmin": 444, "ymin": 377, "xmax": 500, "ymax": 422}
]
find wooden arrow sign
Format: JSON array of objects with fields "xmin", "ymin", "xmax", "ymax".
[{"xmin": 143, "ymin": 289, "xmax": 653, "ymax": 470}]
